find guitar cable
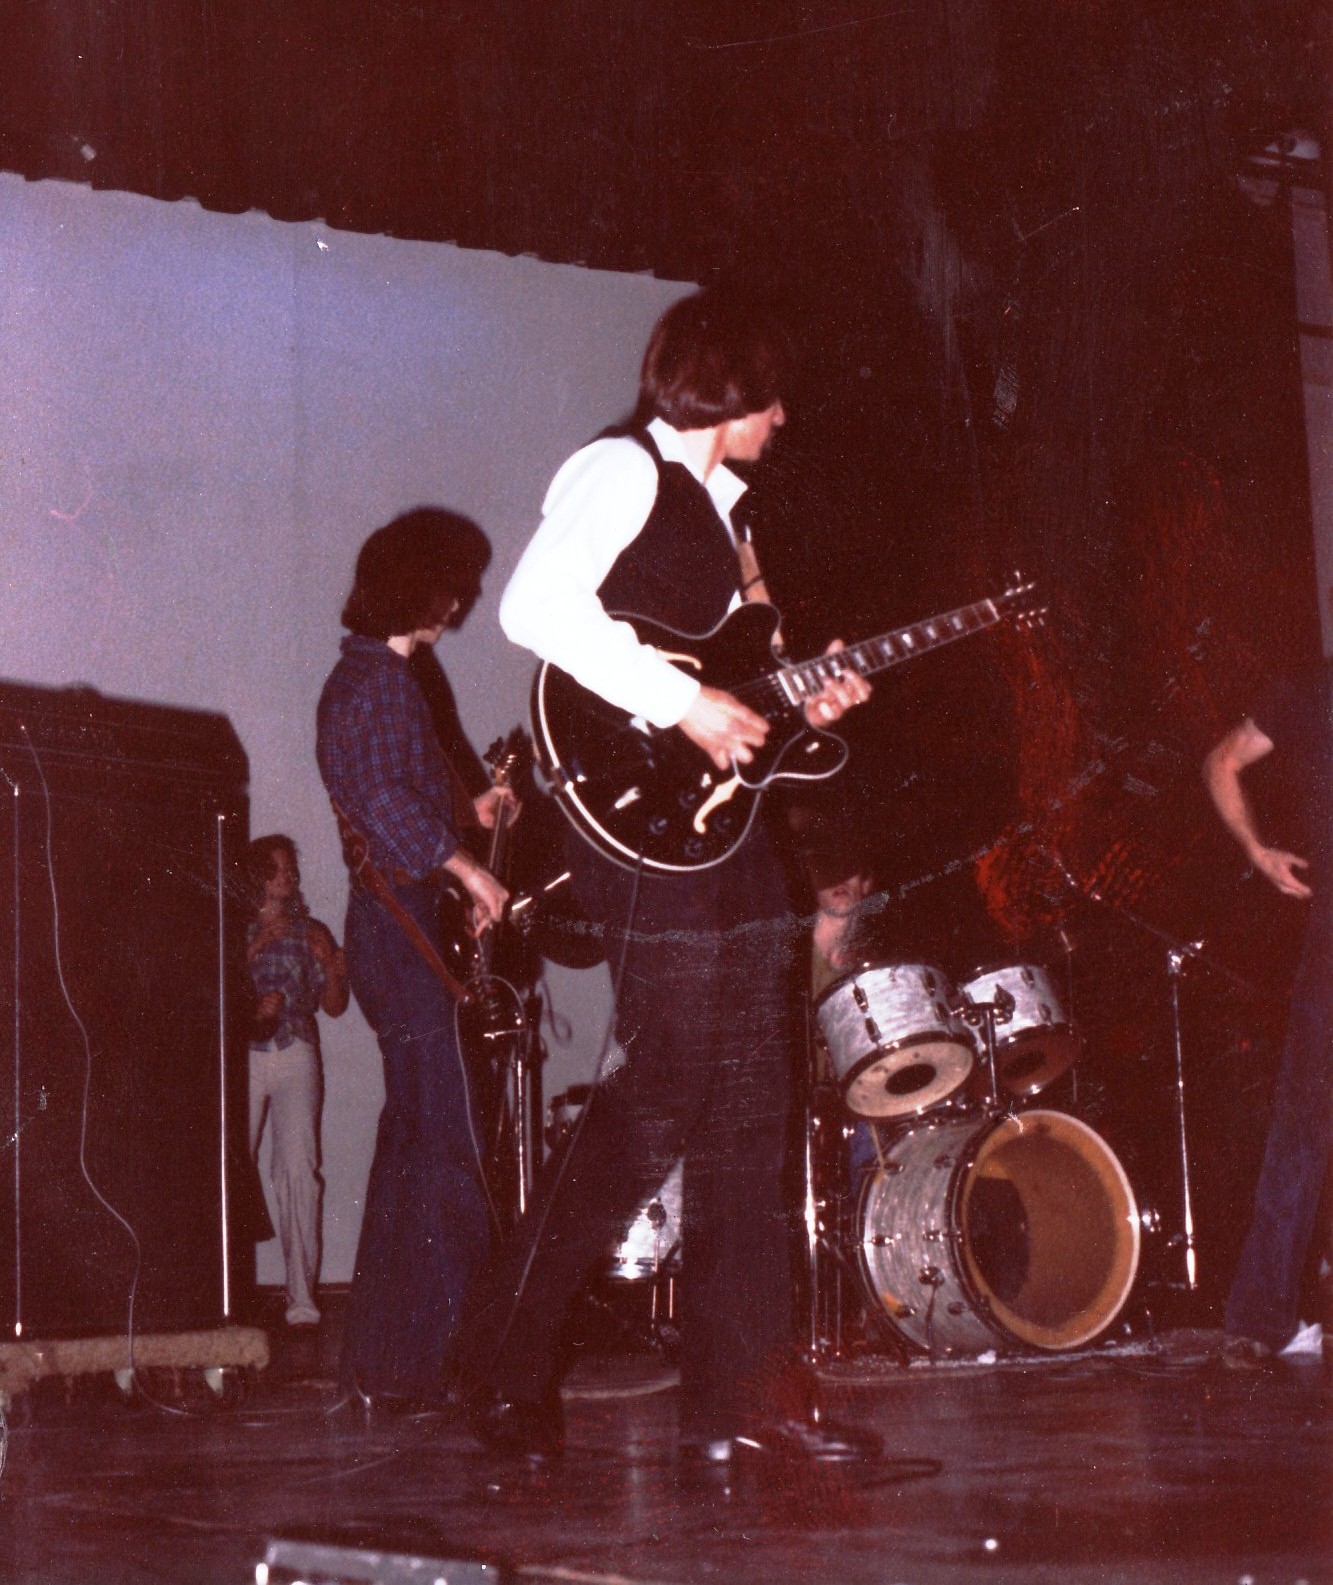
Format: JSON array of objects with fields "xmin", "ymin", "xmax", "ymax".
[
  {"xmin": 464, "ymin": 852, "xmax": 645, "ymax": 1385},
  {"xmin": 16, "ymin": 730, "xmax": 197, "ymax": 1418}
]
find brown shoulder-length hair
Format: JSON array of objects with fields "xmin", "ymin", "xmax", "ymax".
[
  {"xmin": 639, "ymin": 289, "xmax": 788, "ymax": 431},
  {"xmin": 243, "ymin": 834, "xmax": 307, "ymax": 921},
  {"xmin": 341, "ymin": 508, "xmax": 491, "ymax": 641}
]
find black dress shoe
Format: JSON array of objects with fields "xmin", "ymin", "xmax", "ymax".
[
  {"xmin": 730, "ymin": 1412, "xmax": 882, "ymax": 1464},
  {"xmin": 468, "ymin": 1387, "xmax": 564, "ymax": 1458}
]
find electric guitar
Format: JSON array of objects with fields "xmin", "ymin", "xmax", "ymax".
[
  {"xmin": 533, "ymin": 576, "xmax": 1040, "ymax": 874},
  {"xmin": 438, "ymin": 728, "xmax": 527, "ymax": 991}
]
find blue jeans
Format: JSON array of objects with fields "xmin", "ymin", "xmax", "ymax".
[
  {"xmin": 1225, "ymin": 898, "xmax": 1333, "ymax": 1349},
  {"xmin": 340, "ymin": 880, "xmax": 490, "ymax": 1398}
]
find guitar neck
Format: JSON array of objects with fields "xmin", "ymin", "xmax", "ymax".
[{"xmin": 774, "ymin": 596, "xmax": 1003, "ymax": 705}]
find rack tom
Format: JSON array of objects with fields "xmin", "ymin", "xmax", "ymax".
[{"xmin": 815, "ymin": 962, "xmax": 975, "ymax": 1119}]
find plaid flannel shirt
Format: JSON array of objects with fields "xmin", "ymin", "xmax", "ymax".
[
  {"xmin": 248, "ymin": 918, "xmax": 325, "ymax": 1050},
  {"xmin": 316, "ymin": 634, "xmax": 462, "ymax": 880}
]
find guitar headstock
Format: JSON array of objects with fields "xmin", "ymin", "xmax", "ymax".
[
  {"xmin": 997, "ymin": 570, "xmax": 1046, "ymax": 632},
  {"xmin": 484, "ymin": 727, "xmax": 531, "ymax": 789}
]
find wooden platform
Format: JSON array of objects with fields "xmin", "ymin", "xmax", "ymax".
[{"xmin": 0, "ymin": 1326, "xmax": 269, "ymax": 1407}]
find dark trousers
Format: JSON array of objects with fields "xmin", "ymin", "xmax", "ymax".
[
  {"xmin": 455, "ymin": 830, "xmax": 801, "ymax": 1440},
  {"xmin": 1225, "ymin": 897, "xmax": 1333, "ymax": 1349},
  {"xmin": 341, "ymin": 881, "xmax": 490, "ymax": 1398}
]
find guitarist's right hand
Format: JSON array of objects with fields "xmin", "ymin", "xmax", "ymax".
[
  {"xmin": 678, "ymin": 686, "xmax": 769, "ymax": 772},
  {"xmin": 441, "ymin": 847, "xmax": 510, "ymax": 933}
]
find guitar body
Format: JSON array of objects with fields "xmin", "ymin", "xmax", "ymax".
[{"xmin": 533, "ymin": 604, "xmax": 849, "ymax": 874}]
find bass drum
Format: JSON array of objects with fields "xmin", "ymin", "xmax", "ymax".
[{"xmin": 858, "ymin": 1109, "xmax": 1139, "ymax": 1355}]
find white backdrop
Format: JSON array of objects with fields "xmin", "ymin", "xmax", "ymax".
[{"xmin": 0, "ymin": 173, "xmax": 688, "ymax": 1284}]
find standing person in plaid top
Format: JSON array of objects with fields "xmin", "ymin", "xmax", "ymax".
[
  {"xmin": 317, "ymin": 509, "xmax": 511, "ymax": 1408},
  {"xmin": 246, "ymin": 834, "xmax": 349, "ymax": 1329}
]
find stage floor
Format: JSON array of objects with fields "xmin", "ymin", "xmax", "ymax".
[{"xmin": 0, "ymin": 1313, "xmax": 1326, "ymax": 1585}]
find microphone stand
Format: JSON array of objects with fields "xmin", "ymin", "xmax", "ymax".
[{"xmin": 1052, "ymin": 863, "xmax": 1259, "ymax": 1294}]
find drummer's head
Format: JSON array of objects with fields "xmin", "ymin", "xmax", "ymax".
[
  {"xmin": 814, "ymin": 868, "xmax": 874, "ymax": 918},
  {"xmin": 803, "ymin": 842, "xmax": 874, "ymax": 915}
]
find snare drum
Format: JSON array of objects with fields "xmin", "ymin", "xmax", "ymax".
[
  {"xmin": 545, "ymin": 1086, "xmax": 683, "ymax": 1281},
  {"xmin": 959, "ymin": 963, "xmax": 1079, "ymax": 1097},
  {"xmin": 608, "ymin": 1159, "xmax": 683, "ymax": 1281},
  {"xmin": 815, "ymin": 962, "xmax": 975, "ymax": 1119}
]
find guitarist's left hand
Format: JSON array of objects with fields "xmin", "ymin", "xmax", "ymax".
[
  {"xmin": 474, "ymin": 785, "xmax": 521, "ymax": 828},
  {"xmin": 804, "ymin": 639, "xmax": 872, "ymax": 727}
]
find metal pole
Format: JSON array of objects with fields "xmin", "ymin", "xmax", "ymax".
[
  {"xmin": 216, "ymin": 812, "xmax": 232, "ymax": 1321},
  {"xmin": 1166, "ymin": 947, "xmax": 1199, "ymax": 1290}
]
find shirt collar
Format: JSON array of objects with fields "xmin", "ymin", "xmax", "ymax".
[{"xmin": 647, "ymin": 416, "xmax": 747, "ymax": 522}]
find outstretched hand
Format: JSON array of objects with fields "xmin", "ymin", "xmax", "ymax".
[{"xmin": 1250, "ymin": 844, "xmax": 1313, "ymax": 899}]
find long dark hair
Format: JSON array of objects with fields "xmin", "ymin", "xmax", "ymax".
[
  {"xmin": 243, "ymin": 834, "xmax": 308, "ymax": 924},
  {"xmin": 639, "ymin": 288, "xmax": 788, "ymax": 430},
  {"xmin": 341, "ymin": 508, "xmax": 491, "ymax": 640}
]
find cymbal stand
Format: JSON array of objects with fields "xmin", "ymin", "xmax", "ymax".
[
  {"xmin": 800, "ymin": 994, "xmax": 838, "ymax": 1362},
  {"xmin": 1164, "ymin": 943, "xmax": 1201, "ymax": 1290}
]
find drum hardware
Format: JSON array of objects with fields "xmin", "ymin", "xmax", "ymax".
[
  {"xmin": 799, "ymin": 1019, "xmax": 910, "ymax": 1365},
  {"xmin": 1164, "ymin": 941, "xmax": 1204, "ymax": 1290},
  {"xmin": 1042, "ymin": 849, "xmax": 1261, "ymax": 1296},
  {"xmin": 953, "ymin": 984, "xmax": 1015, "ymax": 1111}
]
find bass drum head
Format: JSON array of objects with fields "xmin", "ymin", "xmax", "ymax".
[
  {"xmin": 859, "ymin": 1109, "xmax": 1140, "ymax": 1355},
  {"xmin": 959, "ymin": 1110, "xmax": 1140, "ymax": 1350}
]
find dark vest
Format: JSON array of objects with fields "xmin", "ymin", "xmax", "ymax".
[{"xmin": 596, "ymin": 429, "xmax": 738, "ymax": 636}]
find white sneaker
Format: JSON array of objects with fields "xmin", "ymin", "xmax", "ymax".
[
  {"xmin": 1278, "ymin": 1321, "xmax": 1322, "ymax": 1357},
  {"xmin": 284, "ymin": 1301, "xmax": 321, "ymax": 1327}
]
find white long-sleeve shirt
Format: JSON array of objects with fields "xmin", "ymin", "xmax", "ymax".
[{"xmin": 499, "ymin": 416, "xmax": 746, "ymax": 729}]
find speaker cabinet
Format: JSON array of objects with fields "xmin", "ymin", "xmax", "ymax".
[{"xmin": 0, "ymin": 681, "xmax": 250, "ymax": 1338}]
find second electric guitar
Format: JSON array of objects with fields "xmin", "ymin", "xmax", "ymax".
[{"xmin": 533, "ymin": 576, "xmax": 1039, "ymax": 874}]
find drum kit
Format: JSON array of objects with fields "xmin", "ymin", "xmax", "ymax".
[
  {"xmin": 544, "ymin": 955, "xmax": 1145, "ymax": 1365},
  {"xmin": 808, "ymin": 957, "xmax": 1142, "ymax": 1360}
]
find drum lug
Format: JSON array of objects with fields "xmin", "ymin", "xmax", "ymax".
[{"xmin": 1138, "ymin": 1203, "xmax": 1163, "ymax": 1235}]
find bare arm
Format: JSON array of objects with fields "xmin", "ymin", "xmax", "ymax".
[{"xmin": 1202, "ymin": 717, "xmax": 1312, "ymax": 899}]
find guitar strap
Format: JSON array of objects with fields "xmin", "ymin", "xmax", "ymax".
[
  {"xmin": 331, "ymin": 799, "xmax": 470, "ymax": 1006},
  {"xmin": 735, "ymin": 523, "xmax": 787, "ymax": 656}
]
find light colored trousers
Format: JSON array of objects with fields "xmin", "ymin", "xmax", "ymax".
[{"xmin": 250, "ymin": 1038, "xmax": 323, "ymax": 1323}]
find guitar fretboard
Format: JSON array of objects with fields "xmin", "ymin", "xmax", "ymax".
[{"xmin": 768, "ymin": 597, "xmax": 1001, "ymax": 711}]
